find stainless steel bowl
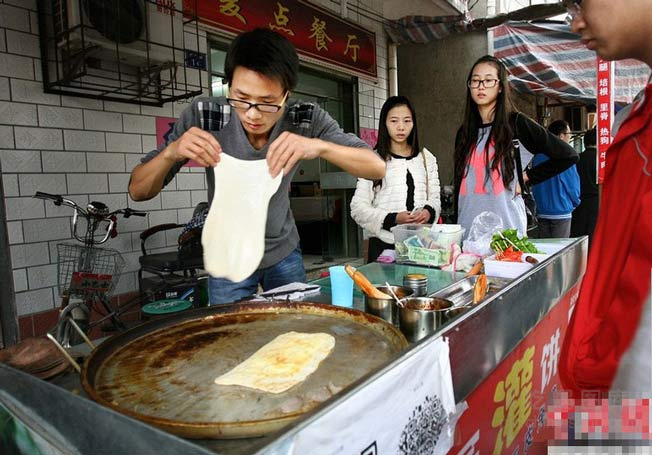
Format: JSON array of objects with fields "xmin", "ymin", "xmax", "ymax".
[
  {"xmin": 398, "ymin": 297, "xmax": 453, "ymax": 342},
  {"xmin": 363, "ymin": 285, "xmax": 414, "ymax": 325},
  {"xmin": 445, "ymin": 305, "xmax": 471, "ymax": 321}
]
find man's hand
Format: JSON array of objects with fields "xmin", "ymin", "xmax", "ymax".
[
  {"xmin": 266, "ymin": 132, "xmax": 323, "ymax": 177},
  {"xmin": 165, "ymin": 126, "xmax": 222, "ymax": 167}
]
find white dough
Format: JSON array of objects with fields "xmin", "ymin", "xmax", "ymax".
[{"xmin": 201, "ymin": 153, "xmax": 282, "ymax": 282}]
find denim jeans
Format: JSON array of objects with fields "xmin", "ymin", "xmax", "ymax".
[{"xmin": 208, "ymin": 248, "xmax": 306, "ymax": 305}]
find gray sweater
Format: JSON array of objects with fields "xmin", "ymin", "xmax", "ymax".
[{"xmin": 142, "ymin": 96, "xmax": 369, "ymax": 269}]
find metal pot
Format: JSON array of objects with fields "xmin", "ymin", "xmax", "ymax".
[
  {"xmin": 363, "ymin": 285, "xmax": 414, "ymax": 325},
  {"xmin": 403, "ymin": 273, "xmax": 428, "ymax": 297},
  {"xmin": 398, "ymin": 297, "xmax": 453, "ymax": 342}
]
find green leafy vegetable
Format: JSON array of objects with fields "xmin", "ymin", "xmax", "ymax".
[{"xmin": 490, "ymin": 229, "xmax": 541, "ymax": 254}]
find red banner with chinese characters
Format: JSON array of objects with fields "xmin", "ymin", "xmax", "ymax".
[
  {"xmin": 596, "ymin": 58, "xmax": 614, "ymax": 184},
  {"xmin": 448, "ymin": 285, "xmax": 580, "ymax": 455},
  {"xmin": 183, "ymin": 0, "xmax": 377, "ymax": 77}
]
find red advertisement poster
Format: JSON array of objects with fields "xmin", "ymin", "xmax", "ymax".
[
  {"xmin": 448, "ymin": 285, "xmax": 580, "ymax": 455},
  {"xmin": 359, "ymin": 127, "xmax": 378, "ymax": 148},
  {"xmin": 596, "ymin": 58, "xmax": 614, "ymax": 184},
  {"xmin": 184, "ymin": 0, "xmax": 377, "ymax": 78},
  {"xmin": 156, "ymin": 116, "xmax": 201, "ymax": 167}
]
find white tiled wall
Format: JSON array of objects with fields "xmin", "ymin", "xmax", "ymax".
[{"xmin": 1, "ymin": 0, "xmax": 388, "ymax": 318}]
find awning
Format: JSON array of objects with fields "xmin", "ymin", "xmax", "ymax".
[
  {"xmin": 493, "ymin": 22, "xmax": 650, "ymax": 105},
  {"xmin": 384, "ymin": 3, "xmax": 565, "ymax": 44},
  {"xmin": 382, "ymin": 0, "xmax": 468, "ymax": 21}
]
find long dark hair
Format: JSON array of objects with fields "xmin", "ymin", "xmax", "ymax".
[
  {"xmin": 373, "ymin": 96, "xmax": 420, "ymax": 189},
  {"xmin": 454, "ymin": 55, "xmax": 517, "ymax": 191}
]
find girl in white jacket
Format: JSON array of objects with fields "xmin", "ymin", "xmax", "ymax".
[{"xmin": 351, "ymin": 96, "xmax": 441, "ymax": 263}]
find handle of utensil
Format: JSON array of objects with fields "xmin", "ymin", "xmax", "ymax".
[
  {"xmin": 472, "ymin": 274, "xmax": 488, "ymax": 305},
  {"xmin": 46, "ymin": 333, "xmax": 81, "ymax": 373},
  {"xmin": 67, "ymin": 317, "xmax": 96, "ymax": 350},
  {"xmin": 465, "ymin": 260, "xmax": 483, "ymax": 277},
  {"xmin": 344, "ymin": 265, "xmax": 390, "ymax": 299}
]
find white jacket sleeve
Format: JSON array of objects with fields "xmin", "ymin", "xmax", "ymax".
[
  {"xmin": 350, "ymin": 177, "xmax": 391, "ymax": 239},
  {"xmin": 423, "ymin": 148, "xmax": 442, "ymax": 222}
]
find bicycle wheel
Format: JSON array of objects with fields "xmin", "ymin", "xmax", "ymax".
[{"xmin": 55, "ymin": 302, "xmax": 90, "ymax": 348}]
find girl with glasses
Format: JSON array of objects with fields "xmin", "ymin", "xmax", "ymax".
[
  {"xmin": 351, "ymin": 96, "xmax": 441, "ymax": 263},
  {"xmin": 453, "ymin": 55, "xmax": 578, "ymax": 238}
]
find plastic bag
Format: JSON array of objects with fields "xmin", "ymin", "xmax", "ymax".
[{"xmin": 462, "ymin": 211, "xmax": 504, "ymax": 256}]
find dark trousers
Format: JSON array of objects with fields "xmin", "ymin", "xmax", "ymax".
[
  {"xmin": 367, "ymin": 237, "xmax": 394, "ymax": 264},
  {"xmin": 571, "ymin": 196, "xmax": 599, "ymax": 245},
  {"xmin": 534, "ymin": 218, "xmax": 572, "ymax": 238}
]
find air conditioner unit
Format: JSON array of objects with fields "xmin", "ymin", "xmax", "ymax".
[{"xmin": 53, "ymin": 0, "xmax": 185, "ymax": 69}]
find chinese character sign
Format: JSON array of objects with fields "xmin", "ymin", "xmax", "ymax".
[
  {"xmin": 184, "ymin": 0, "xmax": 377, "ymax": 77},
  {"xmin": 596, "ymin": 58, "xmax": 614, "ymax": 183},
  {"xmin": 491, "ymin": 346, "xmax": 535, "ymax": 455},
  {"xmin": 449, "ymin": 286, "xmax": 580, "ymax": 455}
]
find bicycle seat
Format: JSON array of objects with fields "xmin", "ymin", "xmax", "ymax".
[{"xmin": 139, "ymin": 250, "xmax": 203, "ymax": 272}]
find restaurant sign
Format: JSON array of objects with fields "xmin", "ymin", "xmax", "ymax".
[
  {"xmin": 596, "ymin": 58, "xmax": 614, "ymax": 184},
  {"xmin": 183, "ymin": 0, "xmax": 377, "ymax": 78}
]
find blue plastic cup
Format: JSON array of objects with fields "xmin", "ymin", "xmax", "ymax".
[{"xmin": 329, "ymin": 265, "xmax": 354, "ymax": 308}]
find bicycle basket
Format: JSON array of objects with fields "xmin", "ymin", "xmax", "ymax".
[{"xmin": 57, "ymin": 243, "xmax": 125, "ymax": 298}]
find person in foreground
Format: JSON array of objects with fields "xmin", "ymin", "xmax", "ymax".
[
  {"xmin": 454, "ymin": 55, "xmax": 578, "ymax": 237},
  {"xmin": 531, "ymin": 120, "xmax": 581, "ymax": 238},
  {"xmin": 351, "ymin": 96, "xmax": 441, "ymax": 263},
  {"xmin": 559, "ymin": 0, "xmax": 652, "ymax": 395},
  {"xmin": 128, "ymin": 28, "xmax": 385, "ymax": 304}
]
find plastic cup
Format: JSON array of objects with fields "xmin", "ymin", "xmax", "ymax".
[{"xmin": 329, "ymin": 266, "xmax": 354, "ymax": 308}]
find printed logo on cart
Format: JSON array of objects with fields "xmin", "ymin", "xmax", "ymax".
[
  {"xmin": 360, "ymin": 441, "xmax": 377, "ymax": 455},
  {"xmin": 398, "ymin": 394, "xmax": 446, "ymax": 454},
  {"xmin": 491, "ymin": 346, "xmax": 535, "ymax": 455}
]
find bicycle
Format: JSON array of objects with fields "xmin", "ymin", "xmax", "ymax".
[{"xmin": 33, "ymin": 192, "xmax": 147, "ymax": 347}]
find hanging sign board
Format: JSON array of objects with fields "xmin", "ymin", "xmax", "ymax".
[
  {"xmin": 596, "ymin": 58, "xmax": 614, "ymax": 184},
  {"xmin": 183, "ymin": 0, "xmax": 377, "ymax": 78}
]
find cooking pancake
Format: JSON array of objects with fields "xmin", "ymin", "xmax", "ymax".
[{"xmin": 214, "ymin": 331, "xmax": 335, "ymax": 393}]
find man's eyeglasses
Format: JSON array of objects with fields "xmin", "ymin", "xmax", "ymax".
[
  {"xmin": 468, "ymin": 79, "xmax": 499, "ymax": 89},
  {"xmin": 562, "ymin": 0, "xmax": 582, "ymax": 20},
  {"xmin": 226, "ymin": 92, "xmax": 289, "ymax": 113}
]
